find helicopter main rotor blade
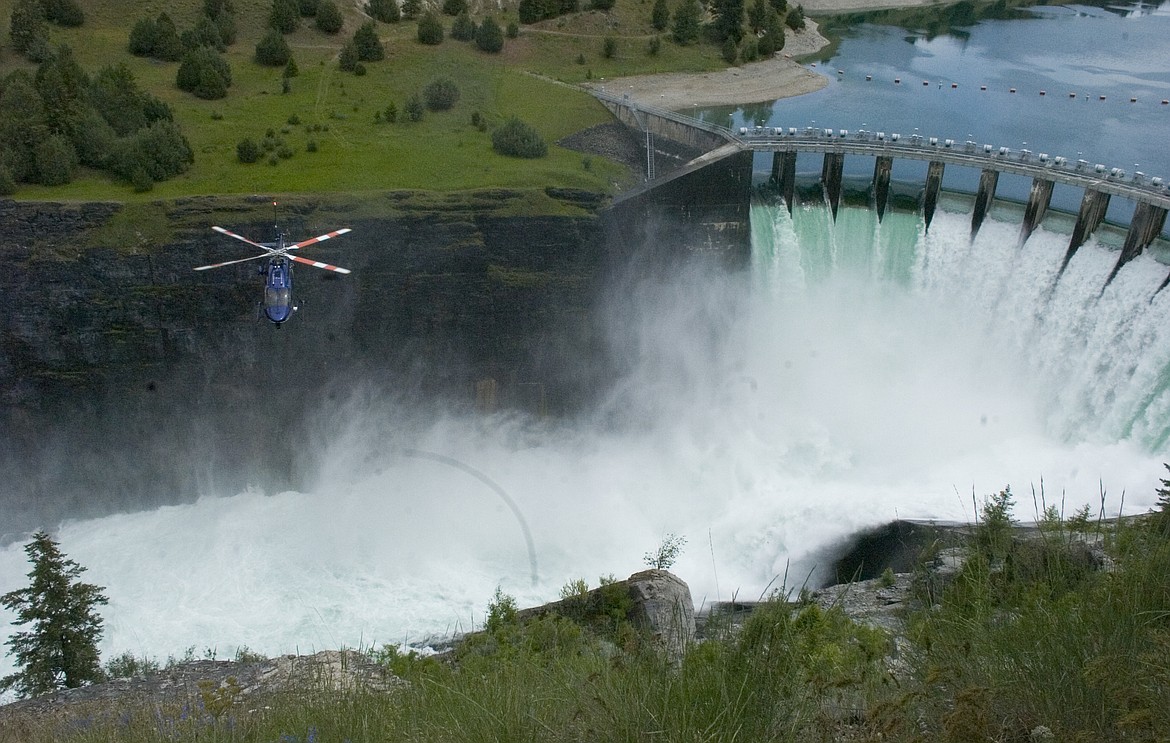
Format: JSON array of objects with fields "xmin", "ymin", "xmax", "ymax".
[
  {"xmin": 289, "ymin": 255, "xmax": 351, "ymax": 274},
  {"xmin": 212, "ymin": 225, "xmax": 277, "ymax": 252},
  {"xmin": 290, "ymin": 228, "xmax": 352, "ymax": 250},
  {"xmin": 193, "ymin": 253, "xmax": 271, "ymax": 271}
]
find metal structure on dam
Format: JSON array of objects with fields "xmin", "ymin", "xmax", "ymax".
[{"xmin": 595, "ymin": 91, "xmax": 1170, "ymax": 289}]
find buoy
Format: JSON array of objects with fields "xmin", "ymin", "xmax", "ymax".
[
  {"xmin": 1162, "ymin": 100, "xmax": 1169, "ymax": 105},
  {"xmin": 811, "ymin": 62, "xmax": 816, "ymax": 67},
  {"xmin": 951, "ymin": 82, "xmax": 957, "ymax": 88},
  {"xmin": 980, "ymin": 85, "xmax": 987, "ymax": 91},
  {"xmin": 865, "ymin": 74, "xmax": 872, "ymax": 81},
  {"xmin": 1100, "ymin": 95, "xmax": 1106, "ymax": 100},
  {"xmin": 1130, "ymin": 97, "xmax": 1137, "ymax": 102},
  {"xmin": 923, "ymin": 80, "xmax": 929, "ymax": 86},
  {"xmin": 895, "ymin": 78, "xmax": 901, "ymax": 84},
  {"xmin": 1039, "ymin": 90, "xmax": 1045, "ymax": 96},
  {"xmin": 1009, "ymin": 88, "xmax": 1016, "ymax": 93},
  {"xmin": 837, "ymin": 69, "xmax": 844, "ymax": 75},
  {"xmin": 1069, "ymin": 92, "xmax": 1076, "ymax": 98}
]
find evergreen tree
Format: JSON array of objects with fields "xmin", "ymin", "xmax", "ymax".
[
  {"xmin": 153, "ymin": 12, "xmax": 185, "ymax": 61},
  {"xmin": 404, "ymin": 92, "xmax": 424, "ymax": 121},
  {"xmin": 43, "ymin": 0, "xmax": 84, "ymax": 27},
  {"xmin": 748, "ymin": 0, "xmax": 767, "ymax": 33},
  {"xmin": 475, "ymin": 16, "xmax": 503, "ymax": 52},
  {"xmin": 338, "ymin": 39, "xmax": 358, "ymax": 70},
  {"xmin": 269, "ymin": 0, "xmax": 300, "ymax": 33},
  {"xmin": 315, "ymin": 0, "xmax": 343, "ymax": 33},
  {"xmin": 34, "ymin": 133, "xmax": 76, "ymax": 185},
  {"xmin": 1154, "ymin": 464, "xmax": 1170, "ymax": 535},
  {"xmin": 298, "ymin": 0, "xmax": 319, "ymax": 15},
  {"xmin": 255, "ymin": 28, "xmax": 292, "ymax": 65},
  {"xmin": 711, "ymin": 0, "xmax": 745, "ymax": 43},
  {"xmin": 0, "ymin": 72, "xmax": 47, "ymax": 182},
  {"xmin": 784, "ymin": 3, "xmax": 804, "ymax": 31},
  {"xmin": 671, "ymin": 0, "xmax": 701, "ymax": 45},
  {"xmin": 758, "ymin": 6, "xmax": 784, "ymax": 55},
  {"xmin": 353, "ymin": 20, "xmax": 385, "ymax": 60},
  {"xmin": 651, "ymin": 0, "xmax": 670, "ymax": 31},
  {"xmin": 442, "ymin": 0, "xmax": 467, "ymax": 15},
  {"xmin": 768, "ymin": 0, "xmax": 786, "ymax": 12},
  {"xmin": 402, "ymin": 0, "xmax": 422, "ymax": 19},
  {"xmin": 284, "ymin": 57, "xmax": 299, "ymax": 77},
  {"xmin": 451, "ymin": 10, "xmax": 475, "ymax": 41},
  {"xmin": 176, "ymin": 46, "xmax": 231, "ymax": 98},
  {"xmin": 367, "ymin": 0, "xmax": 401, "ymax": 23},
  {"xmin": 34, "ymin": 45, "xmax": 91, "ymax": 140},
  {"xmin": 423, "ymin": 77, "xmax": 459, "ymax": 109},
  {"xmin": 10, "ymin": 0, "xmax": 50, "ymax": 61},
  {"xmin": 188, "ymin": 16, "xmax": 226, "ymax": 51},
  {"xmin": 128, "ymin": 17, "xmax": 159, "ymax": 57},
  {"xmin": 591, "ymin": 0, "xmax": 615, "ymax": 10},
  {"xmin": 416, "ymin": 11, "xmax": 443, "ymax": 44},
  {"xmin": 0, "ymin": 532, "xmax": 108, "ymax": 699}
]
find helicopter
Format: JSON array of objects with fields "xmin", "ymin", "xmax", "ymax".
[{"xmin": 195, "ymin": 220, "xmax": 352, "ymax": 326}]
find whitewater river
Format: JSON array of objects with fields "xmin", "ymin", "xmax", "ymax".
[{"xmin": 2, "ymin": 1, "xmax": 1170, "ymax": 687}]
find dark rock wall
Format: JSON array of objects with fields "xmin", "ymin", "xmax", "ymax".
[{"xmin": 0, "ymin": 193, "xmax": 611, "ymax": 534}]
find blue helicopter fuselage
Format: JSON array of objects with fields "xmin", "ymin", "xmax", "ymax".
[{"xmin": 263, "ymin": 257, "xmax": 293, "ymax": 324}]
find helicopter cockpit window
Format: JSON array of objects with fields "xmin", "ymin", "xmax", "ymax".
[{"xmin": 265, "ymin": 286, "xmax": 290, "ymax": 306}]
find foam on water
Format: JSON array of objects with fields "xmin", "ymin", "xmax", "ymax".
[{"xmin": 2, "ymin": 203, "xmax": 1167, "ymax": 688}]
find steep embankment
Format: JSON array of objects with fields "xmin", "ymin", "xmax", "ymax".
[{"xmin": 0, "ymin": 190, "xmax": 611, "ymax": 534}]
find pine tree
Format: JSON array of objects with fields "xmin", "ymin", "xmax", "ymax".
[
  {"xmin": 651, "ymin": 0, "xmax": 670, "ymax": 31},
  {"xmin": 671, "ymin": 0, "xmax": 702, "ymax": 45},
  {"xmin": 1, "ymin": 532, "xmax": 108, "ymax": 699},
  {"xmin": 475, "ymin": 16, "xmax": 503, "ymax": 52}
]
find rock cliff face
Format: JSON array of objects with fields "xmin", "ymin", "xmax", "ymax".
[{"xmin": 0, "ymin": 191, "xmax": 611, "ymax": 533}]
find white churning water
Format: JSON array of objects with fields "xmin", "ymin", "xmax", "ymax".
[{"xmin": 2, "ymin": 202, "xmax": 1167, "ymax": 685}]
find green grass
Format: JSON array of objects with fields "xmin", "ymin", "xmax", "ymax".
[{"xmin": 0, "ymin": 0, "xmax": 755, "ymax": 201}]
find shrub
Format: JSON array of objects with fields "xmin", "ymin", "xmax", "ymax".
[
  {"xmin": 721, "ymin": 36, "xmax": 738, "ymax": 64},
  {"xmin": 402, "ymin": 0, "xmax": 422, "ymax": 18},
  {"xmin": 176, "ymin": 47, "xmax": 232, "ymax": 98},
  {"xmin": 651, "ymin": 0, "xmax": 669, "ymax": 30},
  {"xmin": 284, "ymin": 57, "xmax": 299, "ymax": 78},
  {"xmin": 315, "ymin": 0, "xmax": 343, "ymax": 32},
  {"xmin": 451, "ymin": 11, "xmax": 475, "ymax": 40},
  {"xmin": 33, "ymin": 134, "xmax": 76, "ymax": 186},
  {"xmin": 647, "ymin": 35, "xmax": 661, "ymax": 55},
  {"xmin": 353, "ymin": 20, "xmax": 385, "ymax": 60},
  {"xmin": 338, "ymin": 40, "xmax": 358, "ymax": 71},
  {"xmin": 506, "ymin": 20, "xmax": 518, "ymax": 37},
  {"xmin": 44, "ymin": 0, "xmax": 85, "ymax": 27},
  {"xmin": 269, "ymin": 0, "xmax": 300, "ymax": 32},
  {"xmin": 405, "ymin": 93, "xmax": 424, "ymax": 121},
  {"xmin": 306, "ymin": 139, "xmax": 318, "ymax": 152},
  {"xmin": 237, "ymin": 137, "xmax": 260, "ymax": 163},
  {"xmin": 417, "ymin": 11, "xmax": 443, "ymax": 44},
  {"xmin": 128, "ymin": 17, "xmax": 159, "ymax": 56},
  {"xmin": 0, "ymin": 165, "xmax": 15, "ymax": 196},
  {"xmin": 0, "ymin": 532, "xmax": 108, "ymax": 699},
  {"xmin": 423, "ymin": 77, "xmax": 459, "ymax": 110},
  {"xmin": 298, "ymin": 0, "xmax": 319, "ymax": 15},
  {"xmin": 602, "ymin": 35, "xmax": 616, "ymax": 58},
  {"xmin": 475, "ymin": 16, "xmax": 504, "ymax": 52},
  {"xmin": 10, "ymin": 0, "xmax": 49, "ymax": 60},
  {"xmin": 442, "ymin": 0, "xmax": 467, "ymax": 15},
  {"xmin": 255, "ymin": 29, "xmax": 292, "ymax": 65},
  {"xmin": 186, "ymin": 16, "xmax": 226, "ymax": 51},
  {"xmin": 492, "ymin": 117, "xmax": 547, "ymax": 158},
  {"xmin": 785, "ymin": 2, "xmax": 804, "ymax": 30},
  {"xmin": 367, "ymin": 0, "xmax": 401, "ymax": 22},
  {"xmin": 672, "ymin": 0, "xmax": 702, "ymax": 44},
  {"xmin": 384, "ymin": 101, "xmax": 398, "ymax": 122}
]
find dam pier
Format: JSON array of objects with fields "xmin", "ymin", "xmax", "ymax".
[{"xmin": 595, "ymin": 92, "xmax": 1170, "ymax": 290}]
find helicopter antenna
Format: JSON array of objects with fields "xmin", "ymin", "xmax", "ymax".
[{"xmin": 272, "ymin": 199, "xmax": 280, "ymax": 241}]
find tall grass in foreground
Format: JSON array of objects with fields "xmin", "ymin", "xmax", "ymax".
[{"xmin": 6, "ymin": 486, "xmax": 1170, "ymax": 742}]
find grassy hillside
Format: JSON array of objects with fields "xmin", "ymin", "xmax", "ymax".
[{"xmin": 0, "ymin": 0, "xmax": 735, "ymax": 200}]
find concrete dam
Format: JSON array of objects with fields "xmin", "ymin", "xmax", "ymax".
[{"xmin": 597, "ymin": 92, "xmax": 1170, "ymax": 292}]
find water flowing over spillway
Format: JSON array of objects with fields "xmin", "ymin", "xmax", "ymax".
[{"xmin": 2, "ymin": 203, "xmax": 1167, "ymax": 684}]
